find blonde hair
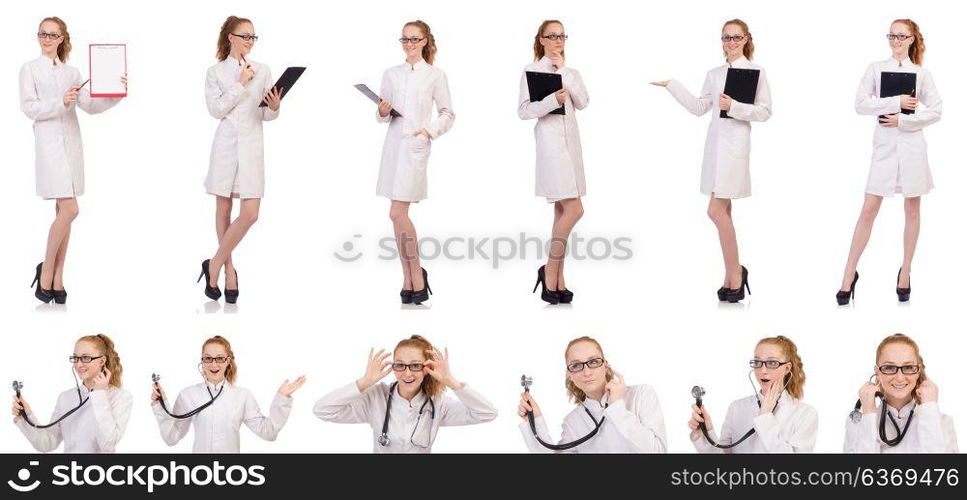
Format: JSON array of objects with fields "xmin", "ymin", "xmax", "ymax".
[
  {"xmin": 533, "ymin": 20, "xmax": 564, "ymax": 61},
  {"xmin": 77, "ymin": 334, "xmax": 122, "ymax": 388},
  {"xmin": 722, "ymin": 19, "xmax": 755, "ymax": 60},
  {"xmin": 564, "ymin": 336, "xmax": 613, "ymax": 403},
  {"xmin": 40, "ymin": 17, "xmax": 71, "ymax": 63},
  {"xmin": 892, "ymin": 19, "xmax": 925, "ymax": 65},
  {"xmin": 404, "ymin": 20, "xmax": 437, "ymax": 65},
  {"xmin": 216, "ymin": 16, "xmax": 253, "ymax": 61},
  {"xmin": 876, "ymin": 333, "xmax": 926, "ymax": 404},
  {"xmin": 202, "ymin": 336, "xmax": 237, "ymax": 384},
  {"xmin": 756, "ymin": 335, "xmax": 805, "ymax": 399},
  {"xmin": 395, "ymin": 335, "xmax": 443, "ymax": 398}
]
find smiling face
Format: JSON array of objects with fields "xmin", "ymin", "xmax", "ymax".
[
  {"xmin": 753, "ymin": 342, "xmax": 791, "ymax": 393},
  {"xmin": 401, "ymin": 24, "xmax": 427, "ymax": 60},
  {"xmin": 876, "ymin": 342, "xmax": 920, "ymax": 403},
  {"xmin": 565, "ymin": 340, "xmax": 607, "ymax": 396},
  {"xmin": 229, "ymin": 21, "xmax": 255, "ymax": 58},
  {"xmin": 392, "ymin": 345, "xmax": 427, "ymax": 392},
  {"xmin": 72, "ymin": 340, "xmax": 105, "ymax": 384},
  {"xmin": 889, "ymin": 21, "xmax": 914, "ymax": 60},
  {"xmin": 539, "ymin": 22, "xmax": 566, "ymax": 56},
  {"xmin": 201, "ymin": 342, "xmax": 230, "ymax": 384},
  {"xmin": 721, "ymin": 23, "xmax": 748, "ymax": 59},
  {"xmin": 37, "ymin": 20, "xmax": 63, "ymax": 56}
]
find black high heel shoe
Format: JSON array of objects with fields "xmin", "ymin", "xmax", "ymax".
[
  {"xmin": 52, "ymin": 289, "xmax": 67, "ymax": 305},
  {"xmin": 31, "ymin": 262, "xmax": 54, "ymax": 303},
  {"xmin": 716, "ymin": 286, "xmax": 728, "ymax": 301},
  {"xmin": 558, "ymin": 287, "xmax": 574, "ymax": 304},
  {"xmin": 532, "ymin": 265, "xmax": 561, "ymax": 305},
  {"xmin": 196, "ymin": 259, "xmax": 222, "ymax": 301},
  {"xmin": 725, "ymin": 265, "xmax": 750, "ymax": 303},
  {"xmin": 896, "ymin": 268, "xmax": 911, "ymax": 302},
  {"xmin": 400, "ymin": 289, "xmax": 414, "ymax": 304},
  {"xmin": 836, "ymin": 271, "xmax": 859, "ymax": 306},
  {"xmin": 225, "ymin": 269, "xmax": 239, "ymax": 304},
  {"xmin": 411, "ymin": 268, "xmax": 432, "ymax": 305}
]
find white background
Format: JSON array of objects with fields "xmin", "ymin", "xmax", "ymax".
[{"xmin": 0, "ymin": 0, "xmax": 963, "ymax": 453}]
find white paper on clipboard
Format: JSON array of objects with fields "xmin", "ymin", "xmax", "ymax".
[{"xmin": 89, "ymin": 44, "xmax": 127, "ymax": 97}]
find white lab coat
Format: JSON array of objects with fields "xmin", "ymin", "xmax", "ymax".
[
  {"xmin": 375, "ymin": 59, "xmax": 455, "ymax": 202},
  {"xmin": 691, "ymin": 391, "xmax": 817, "ymax": 453},
  {"xmin": 519, "ymin": 384, "xmax": 667, "ymax": 453},
  {"xmin": 844, "ymin": 400, "xmax": 958, "ymax": 453},
  {"xmin": 518, "ymin": 56, "xmax": 589, "ymax": 202},
  {"xmin": 855, "ymin": 58, "xmax": 942, "ymax": 197},
  {"xmin": 13, "ymin": 385, "xmax": 132, "ymax": 453},
  {"xmin": 664, "ymin": 56, "xmax": 772, "ymax": 199},
  {"xmin": 152, "ymin": 381, "xmax": 293, "ymax": 453},
  {"xmin": 203, "ymin": 56, "xmax": 279, "ymax": 199},
  {"xmin": 20, "ymin": 56, "xmax": 121, "ymax": 199},
  {"xmin": 313, "ymin": 381, "xmax": 497, "ymax": 453}
]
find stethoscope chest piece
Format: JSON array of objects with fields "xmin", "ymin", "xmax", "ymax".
[
  {"xmin": 849, "ymin": 408, "xmax": 863, "ymax": 424},
  {"xmin": 377, "ymin": 433, "xmax": 390, "ymax": 447}
]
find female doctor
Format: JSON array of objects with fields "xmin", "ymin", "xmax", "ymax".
[
  {"xmin": 519, "ymin": 20, "xmax": 589, "ymax": 305},
  {"xmin": 21, "ymin": 17, "xmax": 126, "ymax": 304},
  {"xmin": 689, "ymin": 335, "xmax": 817, "ymax": 453},
  {"xmin": 198, "ymin": 16, "xmax": 283, "ymax": 303},
  {"xmin": 374, "ymin": 20, "xmax": 454, "ymax": 305},
  {"xmin": 313, "ymin": 335, "xmax": 497, "ymax": 453},
  {"xmin": 844, "ymin": 333, "xmax": 958, "ymax": 453},
  {"xmin": 151, "ymin": 335, "xmax": 305, "ymax": 453},
  {"xmin": 652, "ymin": 19, "xmax": 771, "ymax": 303},
  {"xmin": 11, "ymin": 334, "xmax": 132, "ymax": 453},
  {"xmin": 517, "ymin": 336, "xmax": 667, "ymax": 453},
  {"xmin": 836, "ymin": 20, "xmax": 941, "ymax": 305}
]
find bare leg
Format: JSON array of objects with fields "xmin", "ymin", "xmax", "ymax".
[
  {"xmin": 841, "ymin": 193, "xmax": 883, "ymax": 290},
  {"xmin": 545, "ymin": 198, "xmax": 584, "ymax": 291},
  {"xmin": 215, "ymin": 196, "xmax": 237, "ymax": 289},
  {"xmin": 52, "ymin": 202, "xmax": 73, "ymax": 291},
  {"xmin": 707, "ymin": 197, "xmax": 741, "ymax": 288},
  {"xmin": 209, "ymin": 198, "xmax": 260, "ymax": 287},
  {"xmin": 42, "ymin": 198, "xmax": 79, "ymax": 290},
  {"xmin": 553, "ymin": 202, "xmax": 567, "ymax": 289},
  {"xmin": 390, "ymin": 201, "xmax": 423, "ymax": 290},
  {"xmin": 899, "ymin": 196, "xmax": 921, "ymax": 288}
]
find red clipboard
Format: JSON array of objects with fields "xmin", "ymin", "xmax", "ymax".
[{"xmin": 89, "ymin": 44, "xmax": 127, "ymax": 98}]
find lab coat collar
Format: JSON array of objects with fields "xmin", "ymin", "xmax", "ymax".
[
  {"xmin": 405, "ymin": 59, "xmax": 429, "ymax": 71},
  {"xmin": 539, "ymin": 55, "xmax": 564, "ymax": 71},
  {"xmin": 36, "ymin": 55, "xmax": 60, "ymax": 68},
  {"xmin": 582, "ymin": 391, "xmax": 610, "ymax": 411},
  {"xmin": 886, "ymin": 399, "xmax": 916, "ymax": 419},
  {"xmin": 225, "ymin": 55, "xmax": 254, "ymax": 67},
  {"xmin": 889, "ymin": 56, "xmax": 915, "ymax": 69},
  {"xmin": 394, "ymin": 384, "xmax": 428, "ymax": 408},
  {"xmin": 727, "ymin": 55, "xmax": 750, "ymax": 68},
  {"xmin": 204, "ymin": 380, "xmax": 228, "ymax": 392}
]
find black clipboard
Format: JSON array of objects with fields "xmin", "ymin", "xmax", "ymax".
[
  {"xmin": 354, "ymin": 84, "xmax": 402, "ymax": 118},
  {"xmin": 259, "ymin": 66, "xmax": 306, "ymax": 107},
  {"xmin": 880, "ymin": 71, "xmax": 917, "ymax": 116},
  {"xmin": 525, "ymin": 71, "xmax": 565, "ymax": 115},
  {"xmin": 721, "ymin": 68, "xmax": 760, "ymax": 118}
]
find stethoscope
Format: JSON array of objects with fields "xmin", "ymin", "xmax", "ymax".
[
  {"xmin": 692, "ymin": 369, "xmax": 789, "ymax": 449},
  {"xmin": 377, "ymin": 381, "xmax": 436, "ymax": 448},
  {"xmin": 849, "ymin": 376, "xmax": 915, "ymax": 447},
  {"xmin": 151, "ymin": 364, "xmax": 225, "ymax": 420},
  {"xmin": 520, "ymin": 375, "xmax": 607, "ymax": 451},
  {"xmin": 12, "ymin": 364, "xmax": 91, "ymax": 429}
]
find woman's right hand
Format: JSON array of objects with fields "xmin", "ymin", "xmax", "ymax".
[
  {"xmin": 518, "ymin": 391, "xmax": 542, "ymax": 421},
  {"xmin": 858, "ymin": 380, "xmax": 880, "ymax": 414},
  {"xmin": 356, "ymin": 348, "xmax": 392, "ymax": 392},
  {"xmin": 554, "ymin": 88, "xmax": 569, "ymax": 105},
  {"xmin": 649, "ymin": 80, "xmax": 670, "ymax": 87},
  {"xmin": 378, "ymin": 98, "xmax": 393, "ymax": 117},
  {"xmin": 11, "ymin": 395, "xmax": 32, "ymax": 418},
  {"xmin": 239, "ymin": 63, "xmax": 256, "ymax": 86},
  {"xmin": 900, "ymin": 94, "xmax": 918, "ymax": 111},
  {"xmin": 688, "ymin": 404, "xmax": 713, "ymax": 431},
  {"xmin": 150, "ymin": 385, "xmax": 166, "ymax": 406},
  {"xmin": 63, "ymin": 85, "xmax": 79, "ymax": 107}
]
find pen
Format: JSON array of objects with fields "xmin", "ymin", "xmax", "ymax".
[{"xmin": 78, "ymin": 79, "xmax": 90, "ymax": 89}]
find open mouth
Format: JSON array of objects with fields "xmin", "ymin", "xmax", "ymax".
[
  {"xmin": 401, "ymin": 377, "xmax": 417, "ymax": 384},
  {"xmin": 890, "ymin": 382, "xmax": 909, "ymax": 390}
]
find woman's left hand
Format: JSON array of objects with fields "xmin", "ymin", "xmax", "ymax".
[
  {"xmin": 277, "ymin": 375, "xmax": 306, "ymax": 398},
  {"xmin": 878, "ymin": 113, "xmax": 899, "ymax": 128},
  {"xmin": 262, "ymin": 87, "xmax": 283, "ymax": 111},
  {"xmin": 605, "ymin": 369, "xmax": 628, "ymax": 403},
  {"xmin": 412, "ymin": 129, "xmax": 431, "ymax": 140},
  {"xmin": 917, "ymin": 377, "xmax": 939, "ymax": 404},
  {"xmin": 759, "ymin": 379, "xmax": 783, "ymax": 415},
  {"xmin": 92, "ymin": 369, "xmax": 111, "ymax": 391},
  {"xmin": 719, "ymin": 93, "xmax": 733, "ymax": 111},
  {"xmin": 424, "ymin": 347, "xmax": 462, "ymax": 390}
]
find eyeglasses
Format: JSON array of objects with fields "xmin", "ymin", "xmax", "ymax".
[
  {"xmin": 37, "ymin": 32, "xmax": 63, "ymax": 40},
  {"xmin": 878, "ymin": 364, "xmax": 920, "ymax": 375},
  {"xmin": 231, "ymin": 33, "xmax": 259, "ymax": 42},
  {"xmin": 566, "ymin": 357, "xmax": 605, "ymax": 373},
  {"xmin": 541, "ymin": 34, "xmax": 568, "ymax": 42},
  {"xmin": 201, "ymin": 356, "xmax": 229, "ymax": 364},
  {"xmin": 749, "ymin": 359, "xmax": 790, "ymax": 369},
  {"xmin": 886, "ymin": 34, "xmax": 914, "ymax": 41},
  {"xmin": 721, "ymin": 35, "xmax": 746, "ymax": 43},
  {"xmin": 69, "ymin": 355, "xmax": 103, "ymax": 364},
  {"xmin": 392, "ymin": 362, "xmax": 425, "ymax": 372},
  {"xmin": 399, "ymin": 37, "xmax": 425, "ymax": 45}
]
